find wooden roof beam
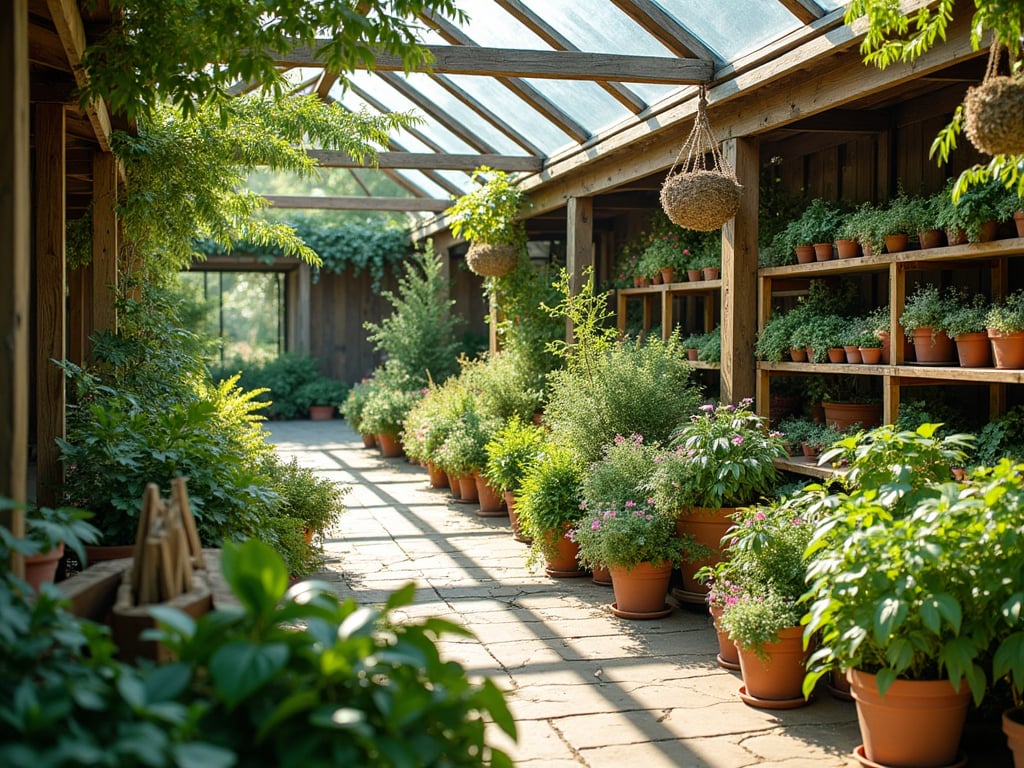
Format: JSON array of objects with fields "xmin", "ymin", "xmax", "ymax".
[
  {"xmin": 608, "ymin": 0, "xmax": 721, "ymax": 64},
  {"xmin": 264, "ymin": 195, "xmax": 451, "ymax": 212},
  {"xmin": 305, "ymin": 150, "xmax": 542, "ymax": 172},
  {"xmin": 495, "ymin": 0, "xmax": 647, "ymax": 114},
  {"xmin": 776, "ymin": 0, "xmax": 826, "ymax": 25},
  {"xmin": 272, "ymin": 42, "xmax": 713, "ymax": 85}
]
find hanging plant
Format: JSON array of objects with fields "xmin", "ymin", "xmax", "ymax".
[
  {"xmin": 964, "ymin": 43, "xmax": 1024, "ymax": 157},
  {"xmin": 445, "ymin": 167, "xmax": 527, "ymax": 278},
  {"xmin": 660, "ymin": 86, "xmax": 742, "ymax": 232}
]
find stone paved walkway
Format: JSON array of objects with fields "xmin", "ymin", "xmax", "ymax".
[{"xmin": 267, "ymin": 419, "xmax": 865, "ymax": 768}]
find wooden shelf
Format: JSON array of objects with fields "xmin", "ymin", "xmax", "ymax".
[
  {"xmin": 759, "ymin": 237, "xmax": 1024, "ymax": 279},
  {"xmin": 688, "ymin": 361, "xmax": 720, "ymax": 370},
  {"xmin": 758, "ymin": 361, "xmax": 890, "ymax": 376},
  {"xmin": 618, "ymin": 279, "xmax": 722, "ymax": 296},
  {"xmin": 758, "ymin": 360, "xmax": 1024, "ymax": 383},
  {"xmin": 774, "ymin": 456, "xmax": 847, "ymax": 480}
]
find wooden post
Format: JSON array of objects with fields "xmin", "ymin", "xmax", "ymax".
[
  {"xmin": 35, "ymin": 103, "xmax": 67, "ymax": 508},
  {"xmin": 287, "ymin": 261, "xmax": 311, "ymax": 354},
  {"xmin": 565, "ymin": 196, "xmax": 593, "ymax": 341},
  {"xmin": 1, "ymin": 0, "xmax": 30, "ymax": 576},
  {"xmin": 91, "ymin": 152, "xmax": 119, "ymax": 343},
  {"xmin": 721, "ymin": 137, "xmax": 759, "ymax": 405}
]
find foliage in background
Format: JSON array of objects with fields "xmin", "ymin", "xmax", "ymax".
[
  {"xmin": 461, "ymin": 349, "xmax": 546, "ymax": 423},
  {"xmin": 214, "ymin": 353, "xmax": 323, "ymax": 420},
  {"xmin": 581, "ymin": 433, "xmax": 662, "ymax": 510},
  {"xmin": 363, "ymin": 245, "xmax": 462, "ymax": 388},
  {"xmin": 483, "ymin": 416, "xmax": 548, "ymax": 494},
  {"xmin": 516, "ymin": 444, "xmax": 585, "ymax": 565},
  {"xmin": 195, "ymin": 217, "xmax": 412, "ymax": 293},
  {"xmin": 446, "ymin": 167, "xmax": 527, "ymax": 247},
  {"xmin": 81, "ymin": 0, "xmax": 466, "ymax": 121}
]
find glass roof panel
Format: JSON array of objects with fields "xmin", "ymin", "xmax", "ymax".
[
  {"xmin": 446, "ymin": 0, "xmax": 551, "ymax": 50},
  {"xmin": 815, "ymin": 0, "xmax": 847, "ymax": 10},
  {"xmin": 517, "ymin": 0, "xmax": 674, "ymax": 56},
  {"xmin": 392, "ymin": 169, "xmax": 450, "ymax": 199},
  {"xmin": 522, "ymin": 78, "xmax": 633, "ymax": 137},
  {"xmin": 657, "ymin": 0, "xmax": 801, "ymax": 60},
  {"xmin": 399, "ymin": 72, "xmax": 529, "ymax": 156}
]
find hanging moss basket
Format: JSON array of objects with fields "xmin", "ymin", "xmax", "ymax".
[
  {"xmin": 661, "ymin": 170, "xmax": 742, "ymax": 231},
  {"xmin": 964, "ymin": 75, "xmax": 1024, "ymax": 156},
  {"xmin": 465, "ymin": 241, "xmax": 519, "ymax": 277}
]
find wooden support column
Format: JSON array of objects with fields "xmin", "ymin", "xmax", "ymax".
[
  {"xmin": 1, "ymin": 0, "xmax": 30, "ymax": 574},
  {"xmin": 35, "ymin": 103, "xmax": 66, "ymax": 508},
  {"xmin": 721, "ymin": 137, "xmax": 759, "ymax": 405},
  {"xmin": 91, "ymin": 152, "xmax": 119, "ymax": 343},
  {"xmin": 287, "ymin": 262, "xmax": 311, "ymax": 355},
  {"xmin": 565, "ymin": 196, "xmax": 593, "ymax": 341}
]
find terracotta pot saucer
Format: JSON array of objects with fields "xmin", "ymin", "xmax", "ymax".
[
  {"xmin": 609, "ymin": 602, "xmax": 673, "ymax": 620},
  {"xmin": 670, "ymin": 586, "xmax": 709, "ymax": 606},
  {"xmin": 738, "ymin": 685, "xmax": 811, "ymax": 710},
  {"xmin": 475, "ymin": 508, "xmax": 508, "ymax": 518},
  {"xmin": 852, "ymin": 745, "xmax": 966, "ymax": 768},
  {"xmin": 544, "ymin": 566, "xmax": 587, "ymax": 578},
  {"xmin": 717, "ymin": 653, "xmax": 741, "ymax": 671},
  {"xmin": 452, "ymin": 497, "xmax": 479, "ymax": 505},
  {"xmin": 826, "ymin": 681, "xmax": 853, "ymax": 702}
]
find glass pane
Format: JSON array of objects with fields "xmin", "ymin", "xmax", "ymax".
[
  {"xmin": 518, "ymin": 0, "xmax": 674, "ymax": 56},
  {"xmin": 658, "ymin": 0, "xmax": 801, "ymax": 60},
  {"xmin": 815, "ymin": 0, "xmax": 847, "ymax": 11},
  {"xmin": 522, "ymin": 78, "xmax": 633, "ymax": 137}
]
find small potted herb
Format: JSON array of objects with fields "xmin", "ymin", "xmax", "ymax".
[
  {"xmin": 899, "ymin": 283, "xmax": 957, "ymax": 363},
  {"xmin": 837, "ymin": 202, "xmax": 886, "ymax": 257},
  {"xmin": 986, "ymin": 289, "xmax": 1024, "ymax": 368},
  {"xmin": 945, "ymin": 291, "xmax": 991, "ymax": 367}
]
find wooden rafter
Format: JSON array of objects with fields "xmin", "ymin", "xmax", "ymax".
[
  {"xmin": 384, "ymin": 138, "xmax": 465, "ymax": 197},
  {"xmin": 264, "ymin": 195, "xmax": 450, "ymax": 212},
  {"xmin": 377, "ymin": 71, "xmax": 499, "ymax": 154},
  {"xmin": 271, "ymin": 42, "xmax": 713, "ymax": 85},
  {"xmin": 305, "ymin": 150, "xmax": 542, "ymax": 172},
  {"xmin": 429, "ymin": 74, "xmax": 544, "ymax": 156},
  {"xmin": 44, "ymin": 0, "xmax": 113, "ymax": 152},
  {"xmin": 422, "ymin": 13, "xmax": 589, "ymax": 143},
  {"xmin": 495, "ymin": 0, "xmax": 646, "ymax": 114},
  {"xmin": 776, "ymin": 0, "xmax": 826, "ymax": 25},
  {"xmin": 608, "ymin": 0, "xmax": 721, "ymax": 64}
]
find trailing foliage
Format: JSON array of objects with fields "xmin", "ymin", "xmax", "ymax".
[
  {"xmin": 81, "ymin": 0, "xmax": 467, "ymax": 121},
  {"xmin": 446, "ymin": 167, "xmax": 527, "ymax": 246},
  {"xmin": 363, "ymin": 245, "xmax": 463, "ymax": 387}
]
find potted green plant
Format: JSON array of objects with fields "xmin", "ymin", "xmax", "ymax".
[
  {"xmin": 797, "ymin": 198, "xmax": 844, "ymax": 260},
  {"xmin": 435, "ymin": 410, "xmax": 495, "ymax": 504},
  {"xmin": 638, "ymin": 232, "xmax": 690, "ymax": 283},
  {"xmin": 756, "ymin": 309, "xmax": 801, "ymax": 363},
  {"xmin": 715, "ymin": 499, "xmax": 818, "ymax": 707},
  {"xmin": 697, "ymin": 243, "xmax": 722, "ymax": 280},
  {"xmin": 571, "ymin": 500, "xmax": 683, "ymax": 618},
  {"xmin": 804, "ymin": 313, "xmax": 848, "ymax": 363},
  {"xmin": 445, "ymin": 166, "xmax": 526, "ymax": 277},
  {"xmin": 837, "ymin": 202, "xmax": 886, "ymax": 257},
  {"xmin": 944, "ymin": 291, "xmax": 992, "ymax": 367},
  {"xmin": 936, "ymin": 177, "xmax": 1018, "ymax": 243},
  {"xmin": 343, "ymin": 378, "xmax": 377, "ymax": 446},
  {"xmin": 696, "ymin": 327, "xmax": 722, "ymax": 362},
  {"xmin": 483, "ymin": 415, "xmax": 547, "ymax": 542},
  {"xmin": 803, "ymin": 424, "xmax": 1000, "ymax": 768},
  {"xmin": 361, "ymin": 383, "xmax": 420, "ymax": 457},
  {"xmin": 899, "ymin": 283, "xmax": 957, "ymax": 363},
  {"xmin": 294, "ymin": 377, "xmax": 349, "ymax": 420},
  {"xmin": 877, "ymin": 189, "xmax": 921, "ymax": 253},
  {"xmin": 851, "ymin": 326, "xmax": 884, "ymax": 364},
  {"xmin": 264, "ymin": 456, "xmax": 348, "ymax": 547},
  {"xmin": 515, "ymin": 443, "xmax": 586, "ymax": 576},
  {"xmin": 0, "ymin": 499, "xmax": 99, "ymax": 590},
  {"xmin": 986, "ymin": 289, "xmax": 1024, "ymax": 369}
]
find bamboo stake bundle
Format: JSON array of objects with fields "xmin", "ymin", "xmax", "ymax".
[{"xmin": 128, "ymin": 478, "xmax": 204, "ymax": 605}]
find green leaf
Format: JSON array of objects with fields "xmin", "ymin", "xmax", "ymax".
[
  {"xmin": 209, "ymin": 641, "xmax": 289, "ymax": 708},
  {"xmin": 478, "ymin": 678, "xmax": 516, "ymax": 738},
  {"xmin": 149, "ymin": 605, "xmax": 197, "ymax": 639},
  {"xmin": 171, "ymin": 743, "xmax": 237, "ymax": 768},
  {"xmin": 220, "ymin": 539, "xmax": 289, "ymax": 618},
  {"xmin": 143, "ymin": 663, "xmax": 192, "ymax": 703}
]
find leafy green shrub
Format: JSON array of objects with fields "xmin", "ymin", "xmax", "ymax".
[
  {"xmin": 361, "ymin": 381, "xmax": 420, "ymax": 437},
  {"xmin": 293, "ymin": 377, "xmax": 349, "ymax": 410},
  {"xmin": 581, "ymin": 433, "xmax": 661, "ymax": 509},
  {"xmin": 571, "ymin": 500, "xmax": 682, "ymax": 571},
  {"xmin": 463, "ymin": 350, "xmax": 545, "ymax": 423},
  {"xmin": 434, "ymin": 410, "xmax": 497, "ymax": 476},
  {"xmin": 363, "ymin": 245, "xmax": 462, "ymax": 387},
  {"xmin": 516, "ymin": 444, "xmax": 585, "ymax": 565},
  {"xmin": 224, "ymin": 353, "xmax": 323, "ymax": 420},
  {"xmin": 342, "ymin": 378, "xmax": 374, "ymax": 434},
  {"xmin": 482, "ymin": 416, "xmax": 547, "ymax": 494}
]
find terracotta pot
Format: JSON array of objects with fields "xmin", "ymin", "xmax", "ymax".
[
  {"xmin": 505, "ymin": 491, "xmax": 532, "ymax": 544},
  {"xmin": 637, "ymin": 276, "xmax": 649, "ymax": 287},
  {"xmin": 591, "ymin": 565, "xmax": 612, "ymax": 586},
  {"xmin": 858, "ymin": 347, "xmax": 883, "ymax": 365},
  {"xmin": 988, "ymin": 329, "xmax": 1024, "ymax": 369},
  {"xmin": 827, "ymin": 347, "xmax": 846, "ymax": 363},
  {"xmin": 686, "ymin": 268, "xmax": 703, "ymax": 282},
  {"xmin": 829, "ymin": 668, "xmax": 853, "ymax": 701},
  {"xmin": 794, "ymin": 245, "xmax": 815, "ymax": 264},
  {"xmin": 674, "ymin": 507, "xmax": 735, "ymax": 596},
  {"xmin": 709, "ymin": 604, "xmax": 741, "ymax": 670},
  {"xmin": 919, "ymin": 228, "xmax": 946, "ymax": 250},
  {"xmin": 954, "ymin": 332, "xmax": 992, "ymax": 368},
  {"xmin": 426, "ymin": 461, "xmax": 449, "ymax": 488},
  {"xmin": 458, "ymin": 473, "xmax": 479, "ymax": 502},
  {"xmin": 947, "ymin": 227, "xmax": 970, "ymax": 245},
  {"xmin": 883, "ymin": 233, "xmax": 909, "ymax": 253},
  {"xmin": 361, "ymin": 432, "xmax": 377, "ymax": 448},
  {"xmin": 789, "ymin": 346, "xmax": 808, "ymax": 363},
  {"xmin": 633, "ymin": 276, "xmax": 643, "ymax": 287},
  {"xmin": 302, "ymin": 526, "xmax": 316, "ymax": 545},
  {"xmin": 978, "ymin": 220, "xmax": 999, "ymax": 242},
  {"xmin": 801, "ymin": 441, "xmax": 822, "ymax": 458},
  {"xmin": 702, "ymin": 266, "xmax": 720, "ymax": 280},
  {"xmin": 651, "ymin": 272, "xmax": 663, "ymax": 285},
  {"xmin": 835, "ymin": 239, "xmax": 860, "ymax": 259},
  {"xmin": 24, "ymin": 542, "xmax": 64, "ymax": 591},
  {"xmin": 877, "ymin": 331, "xmax": 891, "ymax": 364},
  {"xmin": 844, "ymin": 345, "xmax": 862, "ymax": 364},
  {"xmin": 823, "ymin": 401, "xmax": 882, "ymax": 431},
  {"xmin": 544, "ymin": 526, "xmax": 585, "ymax": 577},
  {"xmin": 608, "ymin": 561, "xmax": 671, "ymax": 615},
  {"xmin": 659, "ymin": 266, "xmax": 676, "ymax": 284},
  {"xmin": 848, "ymin": 670, "xmax": 970, "ymax": 768},
  {"xmin": 1003, "ymin": 706, "xmax": 1024, "ymax": 768},
  {"xmin": 447, "ymin": 471, "xmax": 462, "ymax": 499},
  {"xmin": 813, "ymin": 242, "xmax": 833, "ymax": 261},
  {"xmin": 308, "ymin": 405, "xmax": 335, "ymax": 421},
  {"xmin": 736, "ymin": 626, "xmax": 809, "ymax": 704},
  {"xmin": 1015, "ymin": 210, "xmax": 1024, "ymax": 238},
  {"xmin": 911, "ymin": 328, "xmax": 956, "ymax": 364},
  {"xmin": 474, "ymin": 473, "xmax": 506, "ymax": 516},
  {"xmin": 377, "ymin": 432, "xmax": 405, "ymax": 458},
  {"xmin": 805, "ymin": 345, "xmax": 814, "ymax": 361},
  {"xmin": 687, "ymin": 348, "xmax": 699, "ymax": 361}
]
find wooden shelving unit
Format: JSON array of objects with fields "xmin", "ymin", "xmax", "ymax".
[
  {"xmin": 774, "ymin": 455, "xmax": 848, "ymax": 481},
  {"xmin": 756, "ymin": 238, "xmax": 1024, "ymax": 450},
  {"xmin": 616, "ymin": 279, "xmax": 721, "ymax": 342}
]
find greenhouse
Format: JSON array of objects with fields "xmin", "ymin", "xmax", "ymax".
[{"xmin": 4, "ymin": 1, "xmax": 1024, "ymax": 766}]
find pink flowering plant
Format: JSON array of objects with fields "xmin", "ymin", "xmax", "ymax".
[
  {"xmin": 581, "ymin": 433, "xmax": 662, "ymax": 509},
  {"xmin": 660, "ymin": 398, "xmax": 787, "ymax": 510},
  {"xmin": 571, "ymin": 500, "xmax": 683, "ymax": 571}
]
